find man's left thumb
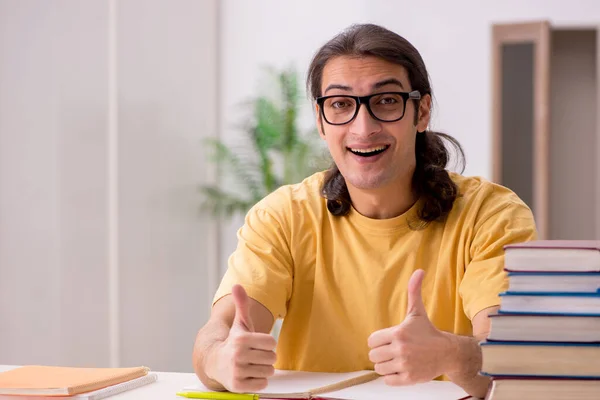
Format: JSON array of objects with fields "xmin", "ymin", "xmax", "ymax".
[{"xmin": 406, "ymin": 269, "xmax": 427, "ymax": 317}]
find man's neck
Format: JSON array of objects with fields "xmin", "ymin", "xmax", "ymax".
[{"xmin": 347, "ymin": 175, "xmax": 417, "ymax": 220}]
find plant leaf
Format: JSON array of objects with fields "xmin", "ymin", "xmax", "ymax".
[
  {"xmin": 201, "ymin": 66, "xmax": 325, "ymax": 218},
  {"xmin": 254, "ymin": 97, "xmax": 283, "ymax": 151},
  {"xmin": 203, "ymin": 138, "xmax": 263, "ymax": 199},
  {"xmin": 280, "ymin": 68, "xmax": 299, "ymax": 151}
]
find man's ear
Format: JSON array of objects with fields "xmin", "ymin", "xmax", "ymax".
[
  {"xmin": 316, "ymin": 103, "xmax": 326, "ymax": 139},
  {"xmin": 416, "ymin": 94, "xmax": 432, "ymax": 132}
]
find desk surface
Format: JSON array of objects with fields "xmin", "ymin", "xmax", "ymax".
[{"xmin": 0, "ymin": 365, "xmax": 475, "ymax": 400}]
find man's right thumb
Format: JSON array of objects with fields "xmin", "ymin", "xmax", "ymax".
[{"xmin": 232, "ymin": 284, "xmax": 254, "ymax": 332}]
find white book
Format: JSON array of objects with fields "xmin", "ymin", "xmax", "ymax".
[
  {"xmin": 320, "ymin": 378, "xmax": 469, "ymax": 400},
  {"xmin": 500, "ymin": 293, "xmax": 600, "ymax": 314},
  {"xmin": 489, "ymin": 313, "xmax": 600, "ymax": 342},
  {"xmin": 508, "ymin": 272, "xmax": 600, "ymax": 293},
  {"xmin": 503, "ymin": 240, "xmax": 600, "ymax": 272}
]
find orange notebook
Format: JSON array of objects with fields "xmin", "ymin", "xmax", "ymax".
[{"xmin": 0, "ymin": 365, "xmax": 149, "ymax": 396}]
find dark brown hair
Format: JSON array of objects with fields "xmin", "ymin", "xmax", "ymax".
[{"xmin": 307, "ymin": 23, "xmax": 465, "ymax": 224}]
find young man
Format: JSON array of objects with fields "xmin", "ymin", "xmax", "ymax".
[{"xmin": 192, "ymin": 23, "xmax": 537, "ymax": 398}]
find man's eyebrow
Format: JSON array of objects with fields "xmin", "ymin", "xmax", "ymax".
[
  {"xmin": 373, "ymin": 78, "xmax": 405, "ymax": 90},
  {"xmin": 323, "ymin": 84, "xmax": 352, "ymax": 94},
  {"xmin": 323, "ymin": 79, "xmax": 405, "ymax": 95}
]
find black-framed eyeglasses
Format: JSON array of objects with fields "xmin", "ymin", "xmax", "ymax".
[{"xmin": 316, "ymin": 90, "xmax": 421, "ymax": 125}]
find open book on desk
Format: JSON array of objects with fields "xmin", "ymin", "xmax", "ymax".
[{"xmin": 180, "ymin": 370, "xmax": 470, "ymax": 399}]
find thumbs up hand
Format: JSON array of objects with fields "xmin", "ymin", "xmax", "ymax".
[
  {"xmin": 231, "ymin": 284, "xmax": 256, "ymax": 333},
  {"xmin": 367, "ymin": 269, "xmax": 455, "ymax": 386},
  {"xmin": 211, "ymin": 285, "xmax": 277, "ymax": 393}
]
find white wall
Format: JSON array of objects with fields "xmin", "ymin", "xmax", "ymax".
[
  {"xmin": 1, "ymin": 0, "xmax": 77, "ymax": 366},
  {"xmin": 0, "ymin": 0, "xmax": 219, "ymax": 372},
  {"xmin": 219, "ymin": 0, "xmax": 600, "ymax": 266},
  {"xmin": 116, "ymin": 0, "xmax": 219, "ymax": 372},
  {"xmin": 0, "ymin": 0, "xmax": 110, "ymax": 367}
]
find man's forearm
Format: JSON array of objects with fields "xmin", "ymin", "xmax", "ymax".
[
  {"xmin": 442, "ymin": 332, "xmax": 490, "ymax": 399},
  {"xmin": 192, "ymin": 320, "xmax": 229, "ymax": 391}
]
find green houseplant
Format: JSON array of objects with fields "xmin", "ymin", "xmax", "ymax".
[{"xmin": 201, "ymin": 67, "xmax": 327, "ymax": 219}]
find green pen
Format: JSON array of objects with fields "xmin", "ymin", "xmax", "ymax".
[{"xmin": 176, "ymin": 391, "xmax": 259, "ymax": 400}]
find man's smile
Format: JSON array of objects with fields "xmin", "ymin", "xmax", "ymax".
[{"xmin": 347, "ymin": 144, "xmax": 391, "ymax": 157}]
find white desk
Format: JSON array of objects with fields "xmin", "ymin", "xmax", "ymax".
[
  {"xmin": 0, "ymin": 365, "xmax": 199, "ymax": 399},
  {"xmin": 0, "ymin": 365, "xmax": 476, "ymax": 400}
]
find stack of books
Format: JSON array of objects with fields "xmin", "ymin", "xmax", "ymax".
[
  {"xmin": 0, "ymin": 365, "xmax": 156, "ymax": 400},
  {"xmin": 481, "ymin": 240, "xmax": 600, "ymax": 400}
]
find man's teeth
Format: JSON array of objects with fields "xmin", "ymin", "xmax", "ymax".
[{"xmin": 349, "ymin": 146, "xmax": 387, "ymax": 153}]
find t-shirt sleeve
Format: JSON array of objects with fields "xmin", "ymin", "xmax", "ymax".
[
  {"xmin": 459, "ymin": 198, "xmax": 538, "ymax": 320},
  {"xmin": 213, "ymin": 205, "xmax": 293, "ymax": 320}
]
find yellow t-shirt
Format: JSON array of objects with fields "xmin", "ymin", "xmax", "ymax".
[{"xmin": 213, "ymin": 171, "xmax": 537, "ymax": 373}]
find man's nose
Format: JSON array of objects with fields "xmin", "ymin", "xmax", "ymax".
[{"xmin": 349, "ymin": 103, "xmax": 382, "ymax": 137}]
